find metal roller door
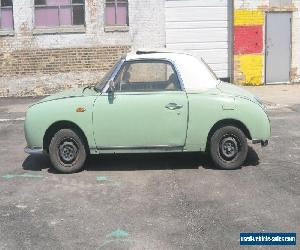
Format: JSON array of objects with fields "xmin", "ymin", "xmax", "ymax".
[{"xmin": 165, "ymin": 0, "xmax": 231, "ymax": 80}]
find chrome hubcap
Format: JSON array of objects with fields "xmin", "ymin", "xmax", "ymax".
[
  {"xmin": 59, "ymin": 140, "xmax": 78, "ymax": 163},
  {"xmin": 219, "ymin": 135, "xmax": 239, "ymax": 160}
]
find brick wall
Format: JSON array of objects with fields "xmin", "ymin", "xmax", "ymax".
[{"xmin": 0, "ymin": 46, "xmax": 130, "ymax": 76}]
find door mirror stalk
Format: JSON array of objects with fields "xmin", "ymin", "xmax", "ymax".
[
  {"xmin": 108, "ymin": 80, "xmax": 115, "ymax": 104},
  {"xmin": 108, "ymin": 79, "xmax": 115, "ymax": 93}
]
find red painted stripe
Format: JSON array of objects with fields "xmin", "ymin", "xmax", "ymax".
[{"xmin": 234, "ymin": 25, "xmax": 263, "ymax": 55}]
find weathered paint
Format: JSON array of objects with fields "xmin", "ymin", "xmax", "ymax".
[
  {"xmin": 1, "ymin": 173, "xmax": 44, "ymax": 179},
  {"xmin": 234, "ymin": 10, "xmax": 264, "ymax": 26},
  {"xmin": 99, "ymin": 230, "xmax": 132, "ymax": 249},
  {"xmin": 96, "ymin": 176, "xmax": 121, "ymax": 186},
  {"xmin": 107, "ymin": 230, "xmax": 129, "ymax": 239},
  {"xmin": 235, "ymin": 55, "xmax": 263, "ymax": 85},
  {"xmin": 233, "ymin": 9, "xmax": 264, "ymax": 85},
  {"xmin": 96, "ymin": 176, "xmax": 108, "ymax": 181},
  {"xmin": 234, "ymin": 26, "xmax": 263, "ymax": 55},
  {"xmin": 0, "ymin": 0, "xmax": 166, "ymax": 97}
]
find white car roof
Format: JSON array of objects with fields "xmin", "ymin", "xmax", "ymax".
[{"xmin": 125, "ymin": 52, "xmax": 218, "ymax": 91}]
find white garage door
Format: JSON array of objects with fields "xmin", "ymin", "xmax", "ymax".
[{"xmin": 166, "ymin": 0, "xmax": 231, "ymax": 79}]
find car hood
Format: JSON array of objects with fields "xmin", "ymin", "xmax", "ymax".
[
  {"xmin": 217, "ymin": 81, "xmax": 259, "ymax": 103},
  {"xmin": 34, "ymin": 87, "xmax": 95, "ymax": 105}
]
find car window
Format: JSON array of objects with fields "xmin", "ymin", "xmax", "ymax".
[{"xmin": 114, "ymin": 60, "xmax": 181, "ymax": 92}]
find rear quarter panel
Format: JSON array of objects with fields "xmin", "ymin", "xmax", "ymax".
[{"xmin": 185, "ymin": 91, "xmax": 271, "ymax": 151}]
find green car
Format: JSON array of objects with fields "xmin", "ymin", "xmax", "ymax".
[{"xmin": 24, "ymin": 51, "xmax": 271, "ymax": 173}]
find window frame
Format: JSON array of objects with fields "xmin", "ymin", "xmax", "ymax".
[
  {"xmin": 0, "ymin": 0, "xmax": 14, "ymax": 32},
  {"xmin": 33, "ymin": 0, "xmax": 85, "ymax": 29},
  {"xmin": 105, "ymin": 0, "xmax": 129, "ymax": 27},
  {"xmin": 110, "ymin": 59, "xmax": 184, "ymax": 93}
]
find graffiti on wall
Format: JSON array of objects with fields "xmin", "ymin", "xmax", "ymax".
[{"xmin": 234, "ymin": 10, "xmax": 264, "ymax": 85}]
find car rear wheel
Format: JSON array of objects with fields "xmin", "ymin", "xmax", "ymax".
[
  {"xmin": 209, "ymin": 126, "xmax": 248, "ymax": 170},
  {"xmin": 49, "ymin": 129, "xmax": 87, "ymax": 173}
]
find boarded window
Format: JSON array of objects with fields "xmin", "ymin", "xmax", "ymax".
[
  {"xmin": 105, "ymin": 0, "xmax": 128, "ymax": 26},
  {"xmin": 0, "ymin": 0, "xmax": 13, "ymax": 30},
  {"xmin": 34, "ymin": 0, "xmax": 84, "ymax": 27}
]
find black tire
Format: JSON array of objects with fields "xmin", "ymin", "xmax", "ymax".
[
  {"xmin": 49, "ymin": 129, "xmax": 87, "ymax": 173},
  {"xmin": 209, "ymin": 126, "xmax": 248, "ymax": 170}
]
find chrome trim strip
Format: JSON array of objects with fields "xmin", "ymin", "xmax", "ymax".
[
  {"xmin": 99, "ymin": 145, "xmax": 183, "ymax": 150},
  {"xmin": 24, "ymin": 147, "xmax": 44, "ymax": 155}
]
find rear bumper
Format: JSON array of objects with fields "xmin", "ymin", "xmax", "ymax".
[
  {"xmin": 252, "ymin": 140, "xmax": 269, "ymax": 147},
  {"xmin": 24, "ymin": 147, "xmax": 44, "ymax": 155}
]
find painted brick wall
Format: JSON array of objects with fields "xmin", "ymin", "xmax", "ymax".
[
  {"xmin": 234, "ymin": 0, "xmax": 300, "ymax": 85},
  {"xmin": 0, "ymin": 0, "xmax": 165, "ymax": 96},
  {"xmin": 234, "ymin": 9, "xmax": 264, "ymax": 85}
]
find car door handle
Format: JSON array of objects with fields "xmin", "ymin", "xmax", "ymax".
[{"xmin": 165, "ymin": 103, "xmax": 183, "ymax": 110}]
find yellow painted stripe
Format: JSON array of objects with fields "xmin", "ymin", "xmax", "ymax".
[
  {"xmin": 235, "ymin": 55, "xmax": 263, "ymax": 85},
  {"xmin": 234, "ymin": 10, "xmax": 264, "ymax": 26}
]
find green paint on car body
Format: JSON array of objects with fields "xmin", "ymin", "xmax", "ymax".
[
  {"xmin": 24, "ymin": 55, "xmax": 271, "ymax": 165},
  {"xmin": 1, "ymin": 173, "xmax": 44, "ymax": 179},
  {"xmin": 24, "ymin": 85, "xmax": 270, "ymax": 154}
]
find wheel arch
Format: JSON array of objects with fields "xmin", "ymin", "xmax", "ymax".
[
  {"xmin": 206, "ymin": 119, "xmax": 252, "ymax": 151},
  {"xmin": 43, "ymin": 120, "xmax": 90, "ymax": 154}
]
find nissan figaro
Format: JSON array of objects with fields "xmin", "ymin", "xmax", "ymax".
[{"xmin": 24, "ymin": 51, "xmax": 271, "ymax": 173}]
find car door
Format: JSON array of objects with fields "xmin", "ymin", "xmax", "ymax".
[{"xmin": 93, "ymin": 59, "xmax": 188, "ymax": 152}]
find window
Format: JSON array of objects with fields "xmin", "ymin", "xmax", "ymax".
[
  {"xmin": 114, "ymin": 61, "xmax": 181, "ymax": 92},
  {"xmin": 105, "ymin": 0, "xmax": 128, "ymax": 26},
  {"xmin": 34, "ymin": 0, "xmax": 84, "ymax": 28},
  {"xmin": 0, "ymin": 0, "xmax": 13, "ymax": 31}
]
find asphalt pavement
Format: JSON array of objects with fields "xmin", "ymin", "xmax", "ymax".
[{"xmin": 0, "ymin": 96, "xmax": 299, "ymax": 249}]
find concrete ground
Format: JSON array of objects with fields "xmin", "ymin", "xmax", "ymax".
[
  {"xmin": 244, "ymin": 84, "xmax": 300, "ymax": 107},
  {"xmin": 0, "ymin": 86, "xmax": 299, "ymax": 249}
]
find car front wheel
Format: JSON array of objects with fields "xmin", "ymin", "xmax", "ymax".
[
  {"xmin": 209, "ymin": 126, "xmax": 248, "ymax": 170},
  {"xmin": 49, "ymin": 129, "xmax": 87, "ymax": 173}
]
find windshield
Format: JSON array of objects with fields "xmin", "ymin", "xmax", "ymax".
[{"xmin": 95, "ymin": 58, "xmax": 123, "ymax": 92}]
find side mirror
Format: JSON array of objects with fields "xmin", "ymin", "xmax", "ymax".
[{"xmin": 108, "ymin": 79, "xmax": 115, "ymax": 93}]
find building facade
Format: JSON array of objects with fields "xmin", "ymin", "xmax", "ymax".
[
  {"xmin": 0, "ymin": 0, "xmax": 165, "ymax": 96},
  {"xmin": 165, "ymin": 0, "xmax": 300, "ymax": 85},
  {"xmin": 0, "ymin": 0, "xmax": 299, "ymax": 96}
]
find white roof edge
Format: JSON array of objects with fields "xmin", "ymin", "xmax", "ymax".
[
  {"xmin": 135, "ymin": 48, "xmax": 178, "ymax": 54},
  {"xmin": 127, "ymin": 48, "xmax": 194, "ymax": 60},
  {"xmin": 126, "ymin": 52, "xmax": 196, "ymax": 62},
  {"xmin": 124, "ymin": 50, "xmax": 218, "ymax": 91}
]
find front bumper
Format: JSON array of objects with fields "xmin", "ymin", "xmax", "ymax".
[
  {"xmin": 24, "ymin": 147, "xmax": 44, "ymax": 155},
  {"xmin": 252, "ymin": 140, "xmax": 269, "ymax": 147}
]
